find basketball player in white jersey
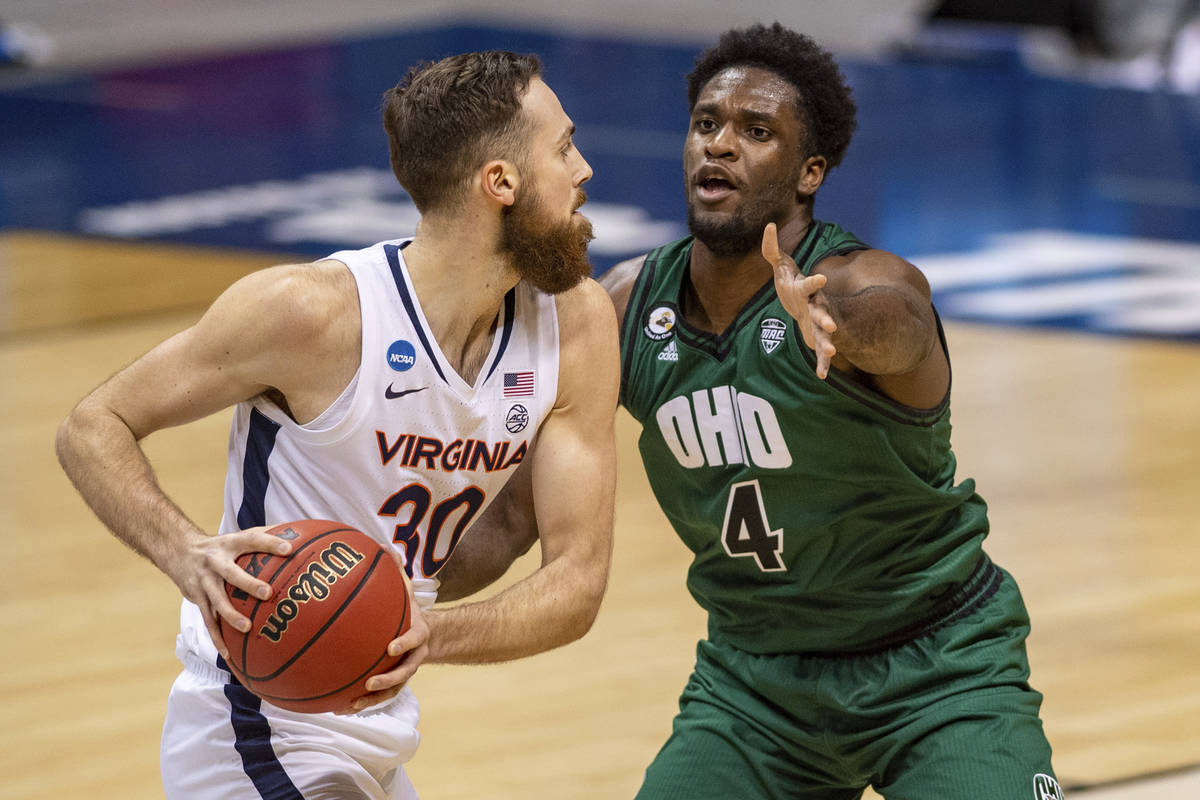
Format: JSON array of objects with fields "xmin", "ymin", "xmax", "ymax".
[{"xmin": 56, "ymin": 50, "xmax": 617, "ymax": 799}]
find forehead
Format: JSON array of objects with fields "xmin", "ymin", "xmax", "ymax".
[
  {"xmin": 694, "ymin": 65, "xmax": 800, "ymax": 120},
  {"xmin": 521, "ymin": 77, "xmax": 571, "ymax": 135}
]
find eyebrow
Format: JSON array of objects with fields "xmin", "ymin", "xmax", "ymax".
[
  {"xmin": 557, "ymin": 124, "xmax": 576, "ymax": 146},
  {"xmin": 691, "ymin": 103, "xmax": 778, "ymax": 124}
]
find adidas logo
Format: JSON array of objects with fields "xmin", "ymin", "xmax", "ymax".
[{"xmin": 657, "ymin": 340, "xmax": 678, "ymax": 362}]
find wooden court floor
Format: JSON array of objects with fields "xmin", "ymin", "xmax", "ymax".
[{"xmin": 2, "ymin": 232, "xmax": 1198, "ymax": 799}]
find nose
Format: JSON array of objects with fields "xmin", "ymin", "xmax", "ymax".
[
  {"xmin": 575, "ymin": 151, "xmax": 593, "ymax": 186},
  {"xmin": 705, "ymin": 123, "xmax": 738, "ymax": 160}
]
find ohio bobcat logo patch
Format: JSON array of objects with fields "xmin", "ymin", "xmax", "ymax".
[
  {"xmin": 1032, "ymin": 773, "xmax": 1064, "ymax": 800},
  {"xmin": 644, "ymin": 304, "xmax": 678, "ymax": 341},
  {"xmin": 760, "ymin": 318, "xmax": 786, "ymax": 354}
]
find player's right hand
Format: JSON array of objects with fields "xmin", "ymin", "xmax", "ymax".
[
  {"xmin": 763, "ymin": 222, "xmax": 838, "ymax": 379},
  {"xmin": 167, "ymin": 527, "xmax": 294, "ymax": 660}
]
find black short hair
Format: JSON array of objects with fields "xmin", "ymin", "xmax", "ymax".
[{"xmin": 687, "ymin": 22, "xmax": 857, "ymax": 169}]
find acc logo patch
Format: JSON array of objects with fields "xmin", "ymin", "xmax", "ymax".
[
  {"xmin": 644, "ymin": 304, "xmax": 678, "ymax": 341},
  {"xmin": 387, "ymin": 340, "xmax": 417, "ymax": 372},
  {"xmin": 760, "ymin": 318, "xmax": 786, "ymax": 354},
  {"xmin": 1032, "ymin": 773, "xmax": 1063, "ymax": 800},
  {"xmin": 505, "ymin": 404, "xmax": 529, "ymax": 434}
]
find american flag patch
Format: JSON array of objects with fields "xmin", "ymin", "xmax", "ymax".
[{"xmin": 503, "ymin": 371, "xmax": 535, "ymax": 397}]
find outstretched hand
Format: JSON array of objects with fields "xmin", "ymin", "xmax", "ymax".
[
  {"xmin": 168, "ymin": 526, "xmax": 294, "ymax": 660},
  {"xmin": 763, "ymin": 223, "xmax": 838, "ymax": 379}
]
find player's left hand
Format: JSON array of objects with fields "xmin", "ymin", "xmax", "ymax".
[
  {"xmin": 336, "ymin": 548, "xmax": 431, "ymax": 714},
  {"xmin": 763, "ymin": 222, "xmax": 838, "ymax": 379}
]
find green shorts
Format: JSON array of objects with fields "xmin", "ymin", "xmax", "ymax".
[{"xmin": 635, "ymin": 564, "xmax": 1061, "ymax": 800}]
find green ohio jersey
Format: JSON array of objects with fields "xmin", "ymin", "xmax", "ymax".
[{"xmin": 620, "ymin": 221, "xmax": 991, "ymax": 654}]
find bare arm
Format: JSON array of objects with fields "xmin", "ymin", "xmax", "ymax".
[
  {"xmin": 421, "ymin": 278, "xmax": 619, "ymax": 663},
  {"xmin": 433, "ymin": 457, "xmax": 539, "ymax": 602},
  {"xmin": 598, "ymin": 253, "xmax": 645, "ymax": 329},
  {"xmin": 764, "ymin": 224, "xmax": 947, "ymax": 407},
  {"xmin": 54, "ymin": 261, "xmax": 360, "ymax": 655},
  {"xmin": 435, "ymin": 257, "xmax": 643, "ymax": 602}
]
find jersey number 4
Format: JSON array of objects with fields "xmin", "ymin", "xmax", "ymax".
[{"xmin": 721, "ymin": 480, "xmax": 786, "ymax": 572}]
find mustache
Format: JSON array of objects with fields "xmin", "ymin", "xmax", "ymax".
[{"xmin": 572, "ymin": 189, "xmax": 588, "ymax": 212}]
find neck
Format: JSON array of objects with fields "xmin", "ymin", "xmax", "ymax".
[
  {"xmin": 402, "ymin": 215, "xmax": 517, "ymax": 380},
  {"xmin": 685, "ymin": 213, "xmax": 812, "ymax": 334}
]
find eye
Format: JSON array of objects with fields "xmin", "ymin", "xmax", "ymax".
[
  {"xmin": 749, "ymin": 126, "xmax": 771, "ymax": 140},
  {"xmin": 694, "ymin": 118, "xmax": 717, "ymax": 133}
]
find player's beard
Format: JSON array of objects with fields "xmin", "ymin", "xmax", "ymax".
[
  {"xmin": 686, "ymin": 170, "xmax": 801, "ymax": 258},
  {"xmin": 501, "ymin": 183, "xmax": 594, "ymax": 294}
]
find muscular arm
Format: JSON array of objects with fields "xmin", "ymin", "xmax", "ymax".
[
  {"xmin": 435, "ymin": 256, "xmax": 644, "ymax": 601},
  {"xmin": 766, "ymin": 223, "xmax": 947, "ymax": 408},
  {"xmin": 54, "ymin": 261, "xmax": 358, "ymax": 651},
  {"xmin": 434, "ymin": 457, "xmax": 538, "ymax": 602},
  {"xmin": 818, "ymin": 249, "xmax": 939, "ymax": 376},
  {"xmin": 421, "ymin": 278, "xmax": 619, "ymax": 663}
]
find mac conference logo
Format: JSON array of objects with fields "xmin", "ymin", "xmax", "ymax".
[{"xmin": 760, "ymin": 318, "xmax": 786, "ymax": 354}]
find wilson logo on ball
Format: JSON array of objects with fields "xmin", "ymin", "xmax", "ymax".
[{"xmin": 259, "ymin": 540, "xmax": 366, "ymax": 643}]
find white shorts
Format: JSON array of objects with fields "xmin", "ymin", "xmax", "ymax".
[{"xmin": 161, "ymin": 654, "xmax": 421, "ymax": 800}]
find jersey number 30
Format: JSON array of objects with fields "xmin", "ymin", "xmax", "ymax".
[{"xmin": 721, "ymin": 480, "xmax": 786, "ymax": 572}]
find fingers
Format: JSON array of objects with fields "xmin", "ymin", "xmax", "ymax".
[
  {"xmin": 809, "ymin": 301, "xmax": 837, "ymax": 335},
  {"xmin": 814, "ymin": 338, "xmax": 836, "ymax": 380},
  {"xmin": 338, "ymin": 636, "xmax": 430, "ymax": 715},
  {"xmin": 190, "ymin": 528, "xmax": 294, "ymax": 656},
  {"xmin": 761, "ymin": 222, "xmax": 781, "ymax": 264},
  {"xmin": 197, "ymin": 597, "xmax": 232, "ymax": 660},
  {"xmin": 214, "ymin": 530, "xmax": 294, "ymax": 601}
]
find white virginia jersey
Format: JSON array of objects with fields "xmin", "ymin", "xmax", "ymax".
[{"xmin": 177, "ymin": 237, "xmax": 560, "ymax": 664}]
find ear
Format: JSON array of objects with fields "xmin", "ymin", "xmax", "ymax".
[
  {"xmin": 480, "ymin": 159, "xmax": 520, "ymax": 207},
  {"xmin": 796, "ymin": 155, "xmax": 827, "ymax": 199}
]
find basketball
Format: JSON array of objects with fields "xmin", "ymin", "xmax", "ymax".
[{"xmin": 219, "ymin": 519, "xmax": 411, "ymax": 713}]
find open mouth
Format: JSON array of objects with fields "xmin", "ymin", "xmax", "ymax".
[{"xmin": 697, "ymin": 176, "xmax": 736, "ymax": 201}]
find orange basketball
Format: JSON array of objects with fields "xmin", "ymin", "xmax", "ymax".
[{"xmin": 220, "ymin": 519, "xmax": 411, "ymax": 713}]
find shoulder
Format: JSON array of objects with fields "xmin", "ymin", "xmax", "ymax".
[
  {"xmin": 553, "ymin": 277, "xmax": 619, "ymax": 335},
  {"xmin": 220, "ymin": 259, "xmax": 358, "ymax": 343},
  {"xmin": 551, "ymin": 278, "xmax": 620, "ymax": 404},
  {"xmin": 597, "ymin": 254, "xmax": 647, "ymax": 328}
]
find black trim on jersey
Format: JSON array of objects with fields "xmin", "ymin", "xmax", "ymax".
[
  {"xmin": 383, "ymin": 243, "xmax": 448, "ymax": 385},
  {"xmin": 618, "ymin": 251, "xmax": 662, "ymax": 409},
  {"xmin": 225, "ymin": 410, "xmax": 306, "ymax": 797},
  {"xmin": 669, "ymin": 223, "xmax": 825, "ymax": 361},
  {"xmin": 235, "ymin": 408, "xmax": 280, "ymax": 530},
  {"xmin": 674, "ymin": 278, "xmax": 776, "ymax": 361},
  {"xmin": 484, "ymin": 288, "xmax": 517, "ymax": 384},
  {"xmin": 217, "ymin": 655, "xmax": 306, "ymax": 799},
  {"xmin": 795, "ymin": 306, "xmax": 951, "ymax": 427}
]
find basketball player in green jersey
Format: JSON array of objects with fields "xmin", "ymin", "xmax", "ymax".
[{"xmin": 440, "ymin": 22, "xmax": 1063, "ymax": 799}]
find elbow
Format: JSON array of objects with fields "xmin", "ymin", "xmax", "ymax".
[
  {"xmin": 562, "ymin": 562, "xmax": 609, "ymax": 644},
  {"xmin": 55, "ymin": 406, "xmax": 84, "ymax": 471}
]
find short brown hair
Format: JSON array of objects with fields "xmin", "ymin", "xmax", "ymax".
[{"xmin": 382, "ymin": 51, "xmax": 543, "ymax": 213}]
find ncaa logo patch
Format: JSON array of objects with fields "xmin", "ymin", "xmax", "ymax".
[
  {"xmin": 505, "ymin": 404, "xmax": 529, "ymax": 434},
  {"xmin": 387, "ymin": 340, "xmax": 417, "ymax": 372},
  {"xmin": 644, "ymin": 304, "xmax": 678, "ymax": 341},
  {"xmin": 1032, "ymin": 773, "xmax": 1063, "ymax": 800},
  {"xmin": 760, "ymin": 318, "xmax": 786, "ymax": 354}
]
